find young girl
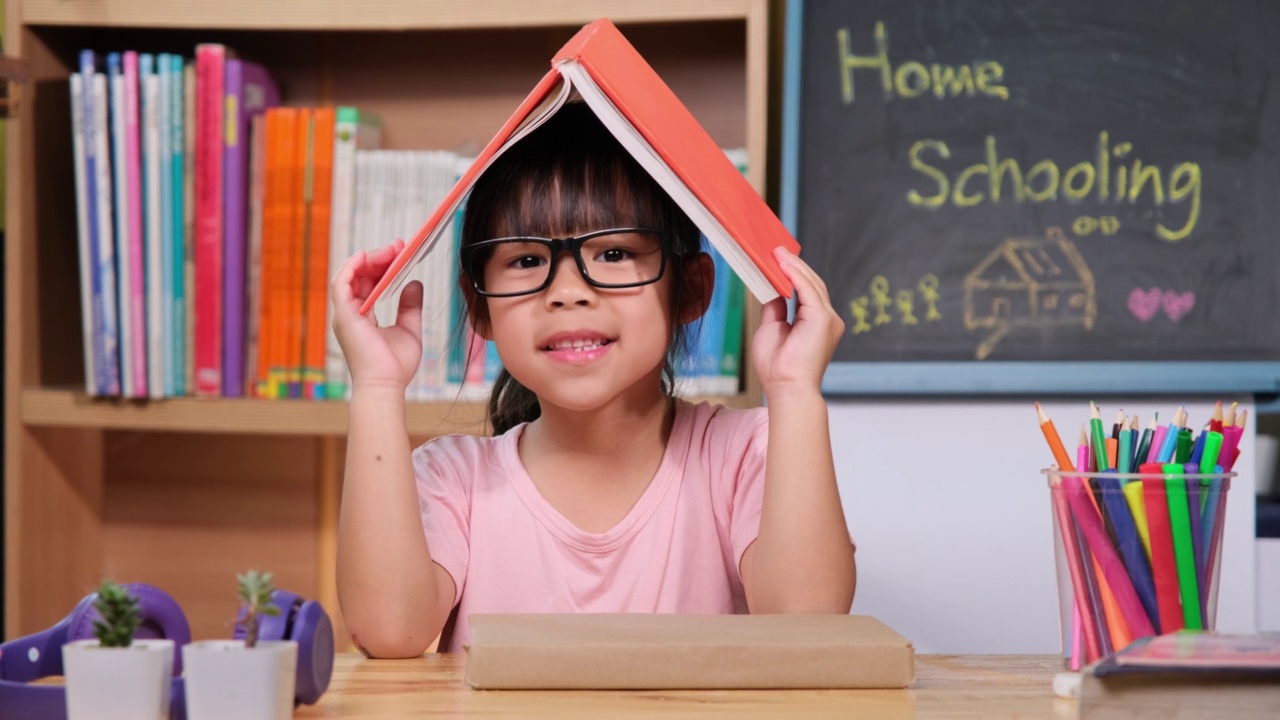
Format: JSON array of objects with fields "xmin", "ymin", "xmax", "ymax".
[{"xmin": 332, "ymin": 103, "xmax": 855, "ymax": 657}]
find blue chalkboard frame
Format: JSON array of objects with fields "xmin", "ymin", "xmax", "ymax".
[{"xmin": 780, "ymin": 0, "xmax": 1280, "ymax": 396}]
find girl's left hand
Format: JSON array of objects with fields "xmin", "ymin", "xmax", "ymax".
[{"xmin": 750, "ymin": 248, "xmax": 845, "ymax": 398}]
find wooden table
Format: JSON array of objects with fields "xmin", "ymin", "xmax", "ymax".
[{"xmin": 298, "ymin": 653, "xmax": 1073, "ymax": 718}]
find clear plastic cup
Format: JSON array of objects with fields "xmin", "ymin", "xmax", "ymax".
[{"xmin": 1044, "ymin": 469, "xmax": 1233, "ymax": 669}]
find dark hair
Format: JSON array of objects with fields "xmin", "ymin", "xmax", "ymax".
[{"xmin": 458, "ymin": 102, "xmax": 705, "ymax": 435}]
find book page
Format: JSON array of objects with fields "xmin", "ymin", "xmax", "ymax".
[{"xmin": 555, "ymin": 60, "xmax": 777, "ymax": 304}]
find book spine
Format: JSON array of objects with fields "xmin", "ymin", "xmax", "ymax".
[
  {"xmin": 245, "ymin": 114, "xmax": 267, "ymax": 397},
  {"xmin": 70, "ymin": 73, "xmax": 98, "ymax": 396},
  {"xmin": 221, "ymin": 59, "xmax": 246, "ymax": 397},
  {"xmin": 108, "ymin": 54, "xmax": 133, "ymax": 398},
  {"xmin": 286, "ymin": 109, "xmax": 312, "ymax": 399},
  {"xmin": 170, "ymin": 54, "xmax": 187, "ymax": 396},
  {"xmin": 123, "ymin": 52, "xmax": 148, "ymax": 397},
  {"xmin": 79, "ymin": 52, "xmax": 108, "ymax": 396},
  {"xmin": 194, "ymin": 44, "xmax": 225, "ymax": 396},
  {"xmin": 304, "ymin": 108, "xmax": 335, "ymax": 399},
  {"xmin": 157, "ymin": 54, "xmax": 174, "ymax": 397},
  {"xmin": 142, "ymin": 54, "xmax": 165, "ymax": 399},
  {"xmin": 183, "ymin": 61, "xmax": 197, "ymax": 395},
  {"xmin": 92, "ymin": 72, "xmax": 121, "ymax": 396}
]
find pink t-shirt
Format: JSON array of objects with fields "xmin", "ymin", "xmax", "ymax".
[{"xmin": 413, "ymin": 400, "xmax": 768, "ymax": 652}]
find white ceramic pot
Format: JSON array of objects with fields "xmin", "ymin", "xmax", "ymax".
[
  {"xmin": 182, "ymin": 639, "xmax": 298, "ymax": 720},
  {"xmin": 62, "ymin": 638, "xmax": 175, "ymax": 720}
]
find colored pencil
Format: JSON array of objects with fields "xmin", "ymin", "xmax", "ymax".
[
  {"xmin": 1209, "ymin": 400, "xmax": 1224, "ymax": 433},
  {"xmin": 1155, "ymin": 406, "xmax": 1185, "ymax": 463},
  {"xmin": 1035, "ymin": 402, "xmax": 1075, "ymax": 471},
  {"xmin": 1090, "ymin": 402, "xmax": 1110, "ymax": 472},
  {"xmin": 1133, "ymin": 415, "xmax": 1156, "ymax": 473},
  {"xmin": 1224, "ymin": 401, "xmax": 1238, "ymax": 427}
]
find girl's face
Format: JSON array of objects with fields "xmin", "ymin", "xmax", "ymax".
[{"xmin": 479, "ymin": 233, "xmax": 677, "ymax": 413}]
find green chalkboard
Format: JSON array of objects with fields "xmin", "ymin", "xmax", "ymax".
[{"xmin": 785, "ymin": 0, "xmax": 1280, "ymax": 378}]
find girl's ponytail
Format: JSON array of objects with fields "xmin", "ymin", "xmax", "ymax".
[{"xmin": 487, "ymin": 368, "xmax": 541, "ymax": 436}]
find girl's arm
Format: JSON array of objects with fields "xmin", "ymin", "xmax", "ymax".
[
  {"xmin": 332, "ymin": 242, "xmax": 456, "ymax": 657},
  {"xmin": 740, "ymin": 248, "xmax": 856, "ymax": 614}
]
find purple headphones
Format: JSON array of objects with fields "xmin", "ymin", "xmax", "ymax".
[{"xmin": 0, "ymin": 583, "xmax": 334, "ymax": 720}]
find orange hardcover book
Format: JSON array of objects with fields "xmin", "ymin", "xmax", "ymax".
[
  {"xmin": 359, "ymin": 18, "xmax": 798, "ymax": 316},
  {"xmin": 303, "ymin": 108, "xmax": 336, "ymax": 399}
]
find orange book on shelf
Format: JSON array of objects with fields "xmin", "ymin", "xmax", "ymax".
[
  {"xmin": 283, "ymin": 108, "xmax": 310, "ymax": 398},
  {"xmin": 303, "ymin": 108, "xmax": 336, "ymax": 399},
  {"xmin": 359, "ymin": 18, "xmax": 798, "ymax": 316},
  {"xmin": 260, "ymin": 107, "xmax": 298, "ymax": 398}
]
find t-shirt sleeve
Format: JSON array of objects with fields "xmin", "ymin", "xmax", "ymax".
[
  {"xmin": 412, "ymin": 437, "xmax": 471, "ymax": 607},
  {"xmin": 729, "ymin": 408, "xmax": 770, "ymax": 569}
]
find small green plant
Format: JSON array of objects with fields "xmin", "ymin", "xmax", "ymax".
[
  {"xmin": 92, "ymin": 580, "xmax": 141, "ymax": 648},
  {"xmin": 237, "ymin": 570, "xmax": 281, "ymax": 649}
]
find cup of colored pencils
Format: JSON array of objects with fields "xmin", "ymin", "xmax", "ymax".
[{"xmin": 1036, "ymin": 401, "xmax": 1242, "ymax": 670}]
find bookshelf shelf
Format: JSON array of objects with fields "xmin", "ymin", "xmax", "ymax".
[
  {"xmin": 20, "ymin": 388, "xmax": 754, "ymax": 435},
  {"xmin": 22, "ymin": 0, "xmax": 753, "ymax": 30},
  {"xmin": 5, "ymin": 0, "xmax": 771, "ymax": 650},
  {"xmin": 20, "ymin": 388, "xmax": 488, "ymax": 436}
]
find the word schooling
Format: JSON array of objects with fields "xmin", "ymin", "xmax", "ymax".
[{"xmin": 835, "ymin": 22, "xmax": 1204, "ymax": 242}]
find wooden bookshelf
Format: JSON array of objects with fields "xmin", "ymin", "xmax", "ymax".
[{"xmin": 4, "ymin": 0, "xmax": 771, "ymax": 649}]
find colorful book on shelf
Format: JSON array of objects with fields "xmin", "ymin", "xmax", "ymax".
[
  {"xmin": 168, "ymin": 53, "xmax": 187, "ymax": 397},
  {"xmin": 141, "ymin": 53, "xmax": 166, "ymax": 398},
  {"xmin": 193, "ymin": 43, "xmax": 228, "ymax": 397},
  {"xmin": 244, "ymin": 113, "xmax": 267, "ymax": 399},
  {"xmin": 222, "ymin": 59, "xmax": 279, "ymax": 397},
  {"xmin": 107, "ymin": 53, "xmax": 134, "ymax": 397},
  {"xmin": 124, "ymin": 51, "xmax": 148, "ymax": 397},
  {"xmin": 157, "ymin": 53, "xmax": 175, "ymax": 398},
  {"xmin": 90, "ymin": 69, "xmax": 121, "ymax": 398},
  {"xmin": 302, "ymin": 108, "xmax": 336, "ymax": 400},
  {"xmin": 69, "ymin": 71, "xmax": 99, "ymax": 396},
  {"xmin": 359, "ymin": 18, "xmax": 798, "ymax": 317}
]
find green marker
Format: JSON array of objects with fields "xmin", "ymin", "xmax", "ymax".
[
  {"xmin": 1163, "ymin": 462, "xmax": 1201, "ymax": 629},
  {"xmin": 1175, "ymin": 428, "xmax": 1193, "ymax": 464}
]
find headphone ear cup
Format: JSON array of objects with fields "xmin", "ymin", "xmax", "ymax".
[{"xmin": 289, "ymin": 601, "xmax": 334, "ymax": 706}]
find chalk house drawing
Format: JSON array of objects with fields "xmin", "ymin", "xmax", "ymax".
[{"xmin": 963, "ymin": 227, "xmax": 1096, "ymax": 360}]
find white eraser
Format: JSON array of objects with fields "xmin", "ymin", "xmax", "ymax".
[{"xmin": 1053, "ymin": 671, "xmax": 1082, "ymax": 698}]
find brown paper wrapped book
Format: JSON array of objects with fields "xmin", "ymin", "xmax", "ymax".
[{"xmin": 464, "ymin": 614, "xmax": 915, "ymax": 690}]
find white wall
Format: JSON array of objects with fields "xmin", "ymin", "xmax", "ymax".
[{"xmin": 831, "ymin": 397, "xmax": 1257, "ymax": 653}]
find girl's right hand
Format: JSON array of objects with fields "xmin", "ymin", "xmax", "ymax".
[{"xmin": 331, "ymin": 240, "xmax": 424, "ymax": 392}]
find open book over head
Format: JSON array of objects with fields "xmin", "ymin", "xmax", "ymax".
[{"xmin": 359, "ymin": 18, "xmax": 800, "ymax": 317}]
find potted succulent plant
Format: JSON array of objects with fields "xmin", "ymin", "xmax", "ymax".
[
  {"xmin": 62, "ymin": 580, "xmax": 175, "ymax": 720},
  {"xmin": 182, "ymin": 570, "xmax": 299, "ymax": 720}
]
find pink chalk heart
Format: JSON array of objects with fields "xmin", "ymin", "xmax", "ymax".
[
  {"xmin": 1162, "ymin": 291, "xmax": 1195, "ymax": 322},
  {"xmin": 1127, "ymin": 287, "xmax": 1162, "ymax": 323}
]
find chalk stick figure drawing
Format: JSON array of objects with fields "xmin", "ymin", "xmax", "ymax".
[{"xmin": 963, "ymin": 227, "xmax": 1096, "ymax": 360}]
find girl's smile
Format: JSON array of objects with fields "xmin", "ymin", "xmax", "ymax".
[{"xmin": 540, "ymin": 330, "xmax": 617, "ymax": 364}]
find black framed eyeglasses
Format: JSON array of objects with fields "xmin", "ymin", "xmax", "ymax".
[{"xmin": 460, "ymin": 227, "xmax": 679, "ymax": 298}]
